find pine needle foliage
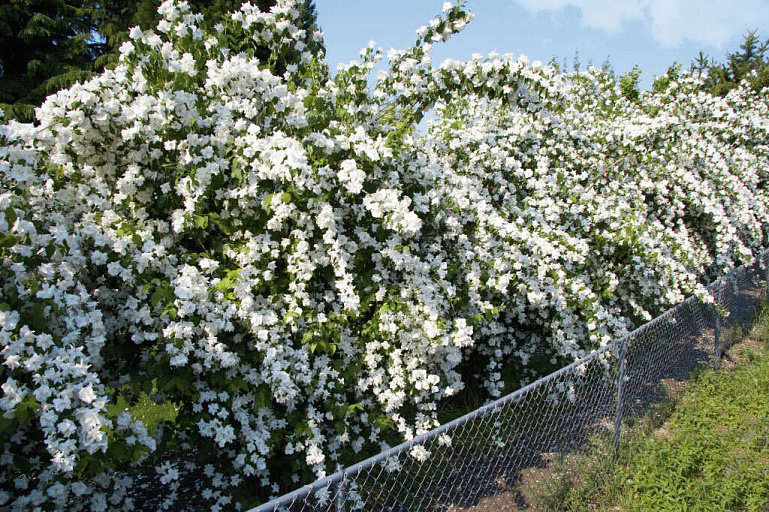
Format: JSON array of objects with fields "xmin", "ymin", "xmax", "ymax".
[
  {"xmin": 0, "ymin": 0, "xmax": 323, "ymax": 122},
  {"xmin": 693, "ymin": 30, "xmax": 769, "ymax": 96},
  {"xmin": 0, "ymin": 0, "xmax": 102, "ymax": 121}
]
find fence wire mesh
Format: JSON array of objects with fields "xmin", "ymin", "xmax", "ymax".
[{"xmin": 250, "ymin": 252, "xmax": 769, "ymax": 512}]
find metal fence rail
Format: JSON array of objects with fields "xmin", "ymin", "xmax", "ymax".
[{"xmin": 250, "ymin": 251, "xmax": 769, "ymax": 512}]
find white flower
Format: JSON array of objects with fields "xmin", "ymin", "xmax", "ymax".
[
  {"xmin": 0, "ymin": 379, "xmax": 24, "ymax": 412},
  {"xmin": 179, "ymin": 53, "xmax": 197, "ymax": 75},
  {"xmin": 409, "ymin": 445, "xmax": 431, "ymax": 462},
  {"xmin": 157, "ymin": 20, "xmax": 172, "ymax": 33},
  {"xmin": 78, "ymin": 386, "xmax": 96, "ymax": 404},
  {"xmin": 337, "ymin": 159, "xmax": 365, "ymax": 194},
  {"xmin": 119, "ymin": 41, "xmax": 135, "ymax": 57}
]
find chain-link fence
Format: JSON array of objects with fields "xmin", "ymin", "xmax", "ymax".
[{"xmin": 249, "ymin": 252, "xmax": 769, "ymax": 512}]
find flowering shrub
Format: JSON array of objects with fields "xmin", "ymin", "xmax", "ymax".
[{"xmin": 1, "ymin": 0, "xmax": 768, "ymax": 510}]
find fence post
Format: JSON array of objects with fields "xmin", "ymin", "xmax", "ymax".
[
  {"xmin": 613, "ymin": 337, "xmax": 628, "ymax": 464},
  {"xmin": 334, "ymin": 470, "xmax": 346, "ymax": 512},
  {"xmin": 764, "ymin": 252, "xmax": 769, "ymax": 287},
  {"xmin": 713, "ymin": 278, "xmax": 722, "ymax": 366},
  {"xmin": 763, "ymin": 252, "xmax": 769, "ymax": 281}
]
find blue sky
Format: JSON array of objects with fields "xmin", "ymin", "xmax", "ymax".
[{"xmin": 316, "ymin": 0, "xmax": 769, "ymax": 89}]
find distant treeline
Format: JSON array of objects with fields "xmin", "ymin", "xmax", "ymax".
[{"xmin": 554, "ymin": 30, "xmax": 769, "ymax": 100}]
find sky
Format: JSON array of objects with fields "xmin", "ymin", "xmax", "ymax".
[{"xmin": 315, "ymin": 0, "xmax": 769, "ymax": 89}]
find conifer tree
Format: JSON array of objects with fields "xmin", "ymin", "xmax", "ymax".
[
  {"xmin": 0, "ymin": 0, "xmax": 101, "ymax": 121},
  {"xmin": 0, "ymin": 0, "xmax": 324, "ymax": 122},
  {"xmin": 694, "ymin": 30, "xmax": 769, "ymax": 96}
]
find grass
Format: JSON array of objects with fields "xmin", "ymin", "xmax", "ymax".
[{"xmin": 525, "ymin": 301, "xmax": 769, "ymax": 512}]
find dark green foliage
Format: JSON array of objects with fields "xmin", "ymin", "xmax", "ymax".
[
  {"xmin": 690, "ymin": 50, "xmax": 713, "ymax": 78},
  {"xmin": 0, "ymin": 0, "xmax": 324, "ymax": 122},
  {"xmin": 652, "ymin": 63, "xmax": 682, "ymax": 94},
  {"xmin": 92, "ymin": 0, "xmax": 279, "ymax": 69},
  {"xmin": 0, "ymin": 0, "xmax": 102, "ymax": 121},
  {"xmin": 296, "ymin": 0, "xmax": 323, "ymax": 58},
  {"xmin": 619, "ymin": 65, "xmax": 642, "ymax": 103},
  {"xmin": 693, "ymin": 30, "xmax": 769, "ymax": 96}
]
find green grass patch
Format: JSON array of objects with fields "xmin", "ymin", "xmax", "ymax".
[
  {"xmin": 527, "ymin": 305, "xmax": 769, "ymax": 512},
  {"xmin": 616, "ymin": 354, "xmax": 769, "ymax": 511}
]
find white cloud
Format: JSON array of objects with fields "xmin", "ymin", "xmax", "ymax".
[{"xmin": 514, "ymin": 0, "xmax": 769, "ymax": 48}]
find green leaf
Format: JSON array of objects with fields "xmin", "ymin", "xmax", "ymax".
[
  {"xmin": 373, "ymin": 415, "xmax": 396, "ymax": 431},
  {"xmin": 262, "ymin": 193, "xmax": 276, "ymax": 212},
  {"xmin": 106, "ymin": 391, "xmax": 180, "ymax": 436},
  {"xmin": 0, "ymin": 417, "xmax": 16, "ymax": 436},
  {"xmin": 346, "ymin": 403, "xmax": 364, "ymax": 416},
  {"xmin": 151, "ymin": 290, "xmax": 165, "ymax": 308},
  {"xmin": 193, "ymin": 214, "xmax": 209, "ymax": 229},
  {"xmin": 0, "ymin": 234, "xmax": 18, "ymax": 248},
  {"xmin": 253, "ymin": 389, "xmax": 270, "ymax": 411},
  {"xmin": 4, "ymin": 207, "xmax": 16, "ymax": 225},
  {"xmin": 15, "ymin": 396, "xmax": 40, "ymax": 424}
]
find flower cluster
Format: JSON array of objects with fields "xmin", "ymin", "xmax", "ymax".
[{"xmin": 1, "ymin": 0, "xmax": 768, "ymax": 509}]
